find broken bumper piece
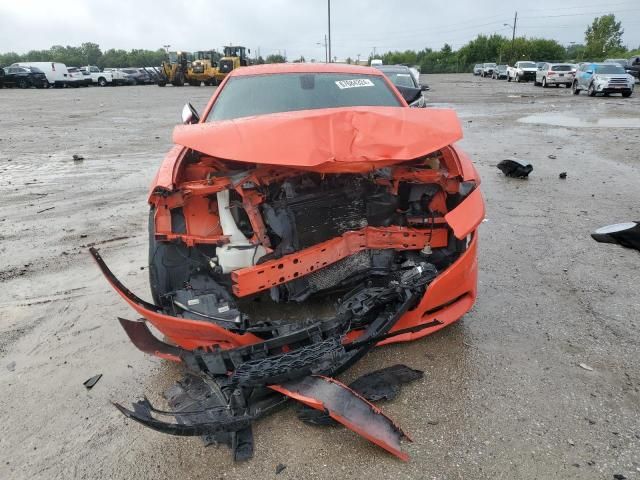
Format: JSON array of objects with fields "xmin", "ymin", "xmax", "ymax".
[{"xmin": 94, "ymin": 247, "xmax": 440, "ymax": 461}]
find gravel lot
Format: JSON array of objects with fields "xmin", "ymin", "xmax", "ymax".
[{"xmin": 1, "ymin": 75, "xmax": 639, "ymax": 480}]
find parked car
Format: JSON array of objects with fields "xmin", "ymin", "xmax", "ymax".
[
  {"xmin": 534, "ymin": 63, "xmax": 574, "ymax": 88},
  {"xmin": 473, "ymin": 64, "xmax": 483, "ymax": 75},
  {"xmin": 67, "ymin": 67, "xmax": 91, "ymax": 87},
  {"xmin": 11, "ymin": 62, "xmax": 70, "ymax": 87},
  {"xmin": 103, "ymin": 68, "xmax": 135, "ymax": 85},
  {"xmin": 0, "ymin": 67, "xmax": 4, "ymax": 88},
  {"xmin": 491, "ymin": 65, "xmax": 508, "ymax": 79},
  {"xmin": 80, "ymin": 65, "xmax": 113, "ymax": 86},
  {"xmin": 481, "ymin": 63, "xmax": 496, "ymax": 77},
  {"xmin": 604, "ymin": 58, "xmax": 628, "ymax": 68},
  {"xmin": 507, "ymin": 61, "xmax": 537, "ymax": 82},
  {"xmin": 92, "ymin": 63, "xmax": 484, "ymax": 456},
  {"xmin": 624, "ymin": 56, "xmax": 640, "ymax": 80},
  {"xmin": 373, "ymin": 64, "xmax": 429, "ymax": 106},
  {"xmin": 121, "ymin": 68, "xmax": 151, "ymax": 85},
  {"xmin": 573, "ymin": 62, "xmax": 634, "ymax": 97},
  {"xmin": 1, "ymin": 65, "xmax": 48, "ymax": 88}
]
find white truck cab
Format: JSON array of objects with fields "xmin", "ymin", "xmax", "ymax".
[
  {"xmin": 507, "ymin": 61, "xmax": 537, "ymax": 82},
  {"xmin": 80, "ymin": 66, "xmax": 112, "ymax": 86}
]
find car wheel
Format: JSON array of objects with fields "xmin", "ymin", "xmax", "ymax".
[
  {"xmin": 622, "ymin": 91, "xmax": 632, "ymax": 98},
  {"xmin": 542, "ymin": 77, "xmax": 548, "ymax": 88},
  {"xmin": 507, "ymin": 75, "xmax": 511, "ymax": 82},
  {"xmin": 572, "ymin": 81, "xmax": 580, "ymax": 95},
  {"xmin": 18, "ymin": 78, "xmax": 28, "ymax": 89},
  {"xmin": 587, "ymin": 83, "xmax": 596, "ymax": 96},
  {"xmin": 98, "ymin": 77, "xmax": 107, "ymax": 87}
]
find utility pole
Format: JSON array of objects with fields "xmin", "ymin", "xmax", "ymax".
[
  {"xmin": 327, "ymin": 0, "xmax": 332, "ymax": 63},
  {"xmin": 511, "ymin": 11, "xmax": 517, "ymax": 63}
]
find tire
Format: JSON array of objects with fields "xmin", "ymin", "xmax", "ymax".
[
  {"xmin": 18, "ymin": 78, "xmax": 28, "ymax": 89},
  {"xmin": 97, "ymin": 77, "xmax": 107, "ymax": 87},
  {"xmin": 572, "ymin": 81, "xmax": 580, "ymax": 95},
  {"xmin": 588, "ymin": 83, "xmax": 596, "ymax": 97},
  {"xmin": 157, "ymin": 80, "xmax": 167, "ymax": 87},
  {"xmin": 533, "ymin": 78, "xmax": 540, "ymax": 86},
  {"xmin": 622, "ymin": 91, "xmax": 632, "ymax": 98},
  {"xmin": 515, "ymin": 74, "xmax": 520, "ymax": 83}
]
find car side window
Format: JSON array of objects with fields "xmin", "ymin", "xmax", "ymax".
[{"xmin": 90, "ymin": 67, "xmax": 99, "ymax": 73}]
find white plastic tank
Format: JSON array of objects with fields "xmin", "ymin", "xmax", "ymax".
[{"xmin": 215, "ymin": 190, "xmax": 266, "ymax": 273}]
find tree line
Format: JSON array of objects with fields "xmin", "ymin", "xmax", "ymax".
[
  {"xmin": 0, "ymin": 42, "xmax": 296, "ymax": 69},
  {"xmin": 372, "ymin": 14, "xmax": 638, "ymax": 73}
]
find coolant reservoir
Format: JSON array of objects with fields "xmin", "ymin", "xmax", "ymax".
[{"xmin": 216, "ymin": 190, "xmax": 266, "ymax": 273}]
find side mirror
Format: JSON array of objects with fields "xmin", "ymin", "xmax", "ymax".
[
  {"xmin": 420, "ymin": 84, "xmax": 429, "ymax": 91},
  {"xmin": 586, "ymin": 70, "xmax": 593, "ymax": 74},
  {"xmin": 181, "ymin": 103, "xmax": 200, "ymax": 124},
  {"xmin": 248, "ymin": 48, "xmax": 251, "ymax": 54},
  {"xmin": 396, "ymin": 85, "xmax": 422, "ymax": 105}
]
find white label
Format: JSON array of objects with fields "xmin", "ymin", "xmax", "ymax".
[
  {"xmin": 218, "ymin": 304, "xmax": 230, "ymax": 313},
  {"xmin": 187, "ymin": 298, "xmax": 200, "ymax": 306},
  {"xmin": 335, "ymin": 78, "xmax": 375, "ymax": 89}
]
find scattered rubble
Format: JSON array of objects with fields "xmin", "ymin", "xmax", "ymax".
[
  {"xmin": 83, "ymin": 374, "xmax": 102, "ymax": 389},
  {"xmin": 591, "ymin": 222, "xmax": 640, "ymax": 252},
  {"xmin": 497, "ymin": 159, "xmax": 533, "ymax": 178}
]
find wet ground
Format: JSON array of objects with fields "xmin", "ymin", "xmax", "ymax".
[{"xmin": 1, "ymin": 75, "xmax": 639, "ymax": 479}]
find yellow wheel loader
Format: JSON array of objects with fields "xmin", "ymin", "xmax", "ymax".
[{"xmin": 214, "ymin": 46, "xmax": 251, "ymax": 84}]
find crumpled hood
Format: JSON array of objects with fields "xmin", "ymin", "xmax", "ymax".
[{"xmin": 173, "ymin": 106, "xmax": 462, "ymax": 171}]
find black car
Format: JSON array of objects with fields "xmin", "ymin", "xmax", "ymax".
[
  {"xmin": 0, "ymin": 67, "xmax": 4, "ymax": 88},
  {"xmin": 371, "ymin": 64, "xmax": 429, "ymax": 107},
  {"xmin": 1, "ymin": 66, "xmax": 48, "ymax": 88}
]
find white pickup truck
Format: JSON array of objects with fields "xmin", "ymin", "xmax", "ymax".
[
  {"xmin": 507, "ymin": 61, "xmax": 538, "ymax": 82},
  {"xmin": 80, "ymin": 66, "xmax": 113, "ymax": 86}
]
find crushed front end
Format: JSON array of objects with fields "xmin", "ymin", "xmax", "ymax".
[{"xmin": 92, "ymin": 107, "xmax": 484, "ymax": 461}]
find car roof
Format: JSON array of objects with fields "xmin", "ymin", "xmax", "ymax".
[
  {"xmin": 375, "ymin": 65, "xmax": 411, "ymax": 72},
  {"xmin": 230, "ymin": 63, "xmax": 385, "ymax": 78}
]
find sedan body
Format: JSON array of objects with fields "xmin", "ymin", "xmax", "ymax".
[
  {"xmin": 492, "ymin": 65, "xmax": 508, "ymax": 79},
  {"xmin": 534, "ymin": 63, "xmax": 574, "ymax": 88},
  {"xmin": 1, "ymin": 66, "xmax": 48, "ymax": 88},
  {"xmin": 93, "ymin": 63, "xmax": 484, "ymax": 460}
]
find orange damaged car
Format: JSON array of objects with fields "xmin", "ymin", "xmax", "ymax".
[{"xmin": 92, "ymin": 63, "xmax": 484, "ymax": 462}]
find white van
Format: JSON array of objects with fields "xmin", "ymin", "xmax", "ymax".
[
  {"xmin": 11, "ymin": 62, "xmax": 70, "ymax": 87},
  {"xmin": 370, "ymin": 59, "xmax": 383, "ymax": 67}
]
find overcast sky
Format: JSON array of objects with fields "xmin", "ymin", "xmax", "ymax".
[{"xmin": 1, "ymin": 0, "xmax": 639, "ymax": 60}]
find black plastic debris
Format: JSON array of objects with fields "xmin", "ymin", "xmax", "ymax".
[
  {"xmin": 298, "ymin": 365, "xmax": 423, "ymax": 426},
  {"xmin": 497, "ymin": 159, "xmax": 533, "ymax": 178},
  {"xmin": 276, "ymin": 464, "xmax": 287, "ymax": 475},
  {"xmin": 72, "ymin": 154, "xmax": 84, "ymax": 161},
  {"xmin": 83, "ymin": 374, "xmax": 102, "ymax": 389},
  {"xmin": 559, "ymin": 172, "xmax": 567, "ymax": 179},
  {"xmin": 591, "ymin": 222, "xmax": 640, "ymax": 252},
  {"xmin": 6, "ymin": 361, "xmax": 16, "ymax": 372}
]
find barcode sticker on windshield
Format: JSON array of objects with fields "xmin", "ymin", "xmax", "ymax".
[{"xmin": 335, "ymin": 78, "xmax": 375, "ymax": 89}]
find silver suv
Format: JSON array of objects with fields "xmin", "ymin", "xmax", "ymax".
[{"xmin": 573, "ymin": 63, "xmax": 634, "ymax": 97}]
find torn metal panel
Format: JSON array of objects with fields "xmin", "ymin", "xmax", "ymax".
[{"xmin": 271, "ymin": 375, "xmax": 410, "ymax": 461}]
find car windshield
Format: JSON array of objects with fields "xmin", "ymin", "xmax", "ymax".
[
  {"xmin": 28, "ymin": 67, "xmax": 43, "ymax": 73},
  {"xmin": 497, "ymin": 65, "xmax": 507, "ymax": 71},
  {"xmin": 484, "ymin": 63, "xmax": 496, "ymax": 67},
  {"xmin": 208, "ymin": 73, "xmax": 402, "ymax": 122},
  {"xmin": 380, "ymin": 71, "xmax": 416, "ymax": 87},
  {"xmin": 520, "ymin": 62, "xmax": 536, "ymax": 68},
  {"xmin": 595, "ymin": 64, "xmax": 625, "ymax": 74},
  {"xmin": 551, "ymin": 65, "xmax": 572, "ymax": 71}
]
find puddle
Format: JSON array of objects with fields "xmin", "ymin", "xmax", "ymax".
[{"xmin": 519, "ymin": 113, "xmax": 640, "ymax": 128}]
